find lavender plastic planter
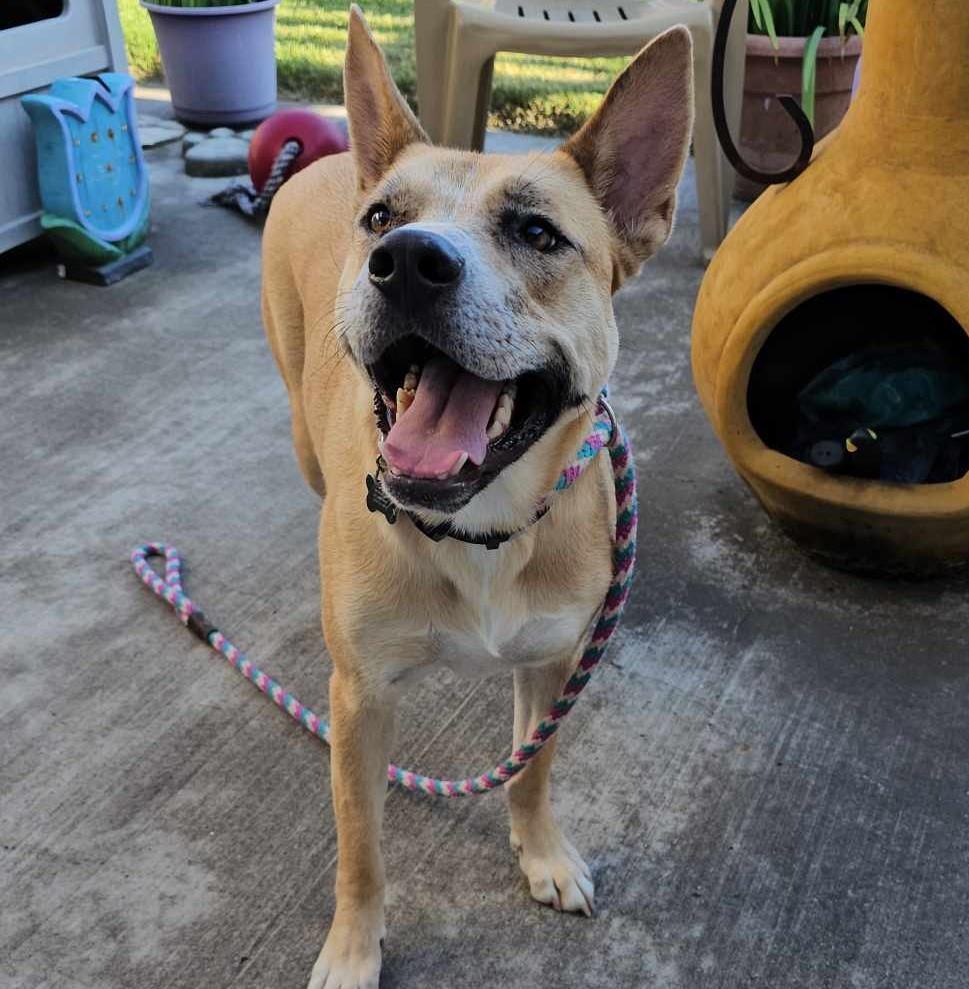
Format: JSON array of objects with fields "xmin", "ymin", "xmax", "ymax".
[{"xmin": 141, "ymin": 0, "xmax": 280, "ymax": 127}]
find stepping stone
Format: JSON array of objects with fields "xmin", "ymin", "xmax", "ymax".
[
  {"xmin": 137, "ymin": 114, "xmax": 186, "ymax": 149},
  {"xmin": 184, "ymin": 136, "xmax": 251, "ymax": 177},
  {"xmin": 182, "ymin": 131, "xmax": 207, "ymax": 154},
  {"xmin": 208, "ymin": 127, "xmax": 236, "ymax": 139}
]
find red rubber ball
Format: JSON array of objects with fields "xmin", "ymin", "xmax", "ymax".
[{"xmin": 248, "ymin": 110, "xmax": 349, "ymax": 193}]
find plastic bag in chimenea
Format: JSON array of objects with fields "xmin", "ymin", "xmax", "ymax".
[{"xmin": 794, "ymin": 344, "xmax": 969, "ymax": 483}]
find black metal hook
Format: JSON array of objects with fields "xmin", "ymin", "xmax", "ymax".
[{"xmin": 712, "ymin": 0, "xmax": 815, "ymax": 186}]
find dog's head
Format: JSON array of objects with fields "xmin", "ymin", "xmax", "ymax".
[{"xmin": 338, "ymin": 6, "xmax": 694, "ymax": 516}]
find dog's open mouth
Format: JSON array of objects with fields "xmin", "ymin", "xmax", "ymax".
[{"xmin": 368, "ymin": 335, "xmax": 569, "ymax": 512}]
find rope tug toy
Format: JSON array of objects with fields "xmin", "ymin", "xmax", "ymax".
[
  {"xmin": 131, "ymin": 395, "xmax": 637, "ymax": 797},
  {"xmin": 211, "ymin": 109, "xmax": 349, "ymax": 218}
]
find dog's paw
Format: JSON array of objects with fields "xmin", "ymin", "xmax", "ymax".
[
  {"xmin": 510, "ymin": 826, "xmax": 595, "ymax": 917},
  {"xmin": 306, "ymin": 920, "xmax": 383, "ymax": 989}
]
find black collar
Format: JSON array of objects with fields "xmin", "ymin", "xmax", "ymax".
[{"xmin": 365, "ymin": 458, "xmax": 547, "ymax": 550}]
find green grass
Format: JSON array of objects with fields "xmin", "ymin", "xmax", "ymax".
[
  {"xmin": 748, "ymin": 0, "xmax": 867, "ymax": 38},
  {"xmin": 118, "ymin": 0, "xmax": 628, "ymax": 134}
]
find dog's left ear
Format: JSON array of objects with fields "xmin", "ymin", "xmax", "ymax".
[
  {"xmin": 562, "ymin": 27, "xmax": 694, "ymax": 280},
  {"xmin": 344, "ymin": 5, "xmax": 428, "ymax": 190}
]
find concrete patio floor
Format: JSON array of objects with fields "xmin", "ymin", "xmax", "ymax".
[{"xmin": 3, "ymin": 126, "xmax": 969, "ymax": 989}]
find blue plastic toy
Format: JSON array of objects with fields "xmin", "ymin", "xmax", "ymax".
[{"xmin": 22, "ymin": 73, "xmax": 151, "ymax": 284}]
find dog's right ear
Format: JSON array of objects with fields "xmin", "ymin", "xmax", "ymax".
[
  {"xmin": 344, "ymin": 5, "xmax": 428, "ymax": 190},
  {"xmin": 562, "ymin": 27, "xmax": 694, "ymax": 284}
]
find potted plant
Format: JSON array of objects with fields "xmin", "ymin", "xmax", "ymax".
[
  {"xmin": 140, "ymin": 0, "xmax": 280, "ymax": 127},
  {"xmin": 735, "ymin": 0, "xmax": 866, "ymax": 200}
]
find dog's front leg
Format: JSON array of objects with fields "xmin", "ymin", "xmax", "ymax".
[
  {"xmin": 308, "ymin": 667, "xmax": 395, "ymax": 989},
  {"xmin": 507, "ymin": 657, "xmax": 595, "ymax": 916}
]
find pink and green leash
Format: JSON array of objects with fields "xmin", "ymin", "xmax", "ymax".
[{"xmin": 131, "ymin": 395, "xmax": 637, "ymax": 797}]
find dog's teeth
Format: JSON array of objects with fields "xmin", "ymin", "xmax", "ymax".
[
  {"xmin": 449, "ymin": 452, "xmax": 468, "ymax": 477},
  {"xmin": 399, "ymin": 364, "xmax": 419, "ymax": 410},
  {"xmin": 389, "ymin": 465, "xmax": 402, "ymax": 476},
  {"xmin": 486, "ymin": 391, "xmax": 514, "ymax": 438},
  {"xmin": 403, "ymin": 365, "xmax": 421, "ymax": 391},
  {"xmin": 501, "ymin": 381, "xmax": 517, "ymax": 398}
]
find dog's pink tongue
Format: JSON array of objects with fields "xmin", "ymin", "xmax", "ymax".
[{"xmin": 384, "ymin": 354, "xmax": 503, "ymax": 477}]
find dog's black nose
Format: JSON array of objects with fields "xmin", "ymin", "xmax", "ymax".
[{"xmin": 368, "ymin": 228, "xmax": 465, "ymax": 312}]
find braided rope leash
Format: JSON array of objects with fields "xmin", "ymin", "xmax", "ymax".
[{"xmin": 131, "ymin": 398, "xmax": 637, "ymax": 797}]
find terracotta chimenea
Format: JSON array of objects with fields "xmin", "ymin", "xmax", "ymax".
[{"xmin": 692, "ymin": 0, "xmax": 969, "ymax": 574}]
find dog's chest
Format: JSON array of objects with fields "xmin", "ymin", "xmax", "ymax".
[{"xmin": 428, "ymin": 550, "xmax": 589, "ymax": 678}]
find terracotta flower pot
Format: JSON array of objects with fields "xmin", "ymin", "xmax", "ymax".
[
  {"xmin": 735, "ymin": 32, "xmax": 863, "ymax": 202},
  {"xmin": 691, "ymin": 0, "xmax": 969, "ymax": 576}
]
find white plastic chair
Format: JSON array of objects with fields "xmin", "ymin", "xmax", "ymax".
[{"xmin": 414, "ymin": 0, "xmax": 748, "ymax": 257}]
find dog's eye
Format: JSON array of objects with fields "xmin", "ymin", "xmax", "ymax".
[
  {"xmin": 366, "ymin": 204, "xmax": 393, "ymax": 235},
  {"xmin": 519, "ymin": 217, "xmax": 559, "ymax": 252}
]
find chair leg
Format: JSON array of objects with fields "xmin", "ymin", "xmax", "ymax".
[
  {"xmin": 470, "ymin": 56, "xmax": 495, "ymax": 152},
  {"xmin": 441, "ymin": 26, "xmax": 498, "ymax": 150},
  {"xmin": 690, "ymin": 20, "xmax": 727, "ymax": 260},
  {"xmin": 414, "ymin": 0, "xmax": 454, "ymax": 144}
]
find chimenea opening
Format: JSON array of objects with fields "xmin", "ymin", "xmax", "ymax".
[{"xmin": 748, "ymin": 286, "xmax": 969, "ymax": 484}]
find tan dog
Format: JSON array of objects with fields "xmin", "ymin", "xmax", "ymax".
[{"xmin": 261, "ymin": 8, "xmax": 693, "ymax": 986}]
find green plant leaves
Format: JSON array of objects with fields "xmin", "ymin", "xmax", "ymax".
[
  {"xmin": 839, "ymin": 0, "xmax": 866, "ymax": 38},
  {"xmin": 801, "ymin": 24, "xmax": 827, "ymax": 126},
  {"xmin": 749, "ymin": 0, "xmax": 780, "ymax": 48},
  {"xmin": 747, "ymin": 0, "xmax": 867, "ymax": 39}
]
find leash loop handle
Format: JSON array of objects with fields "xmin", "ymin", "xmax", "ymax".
[{"xmin": 131, "ymin": 396, "xmax": 637, "ymax": 797}]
